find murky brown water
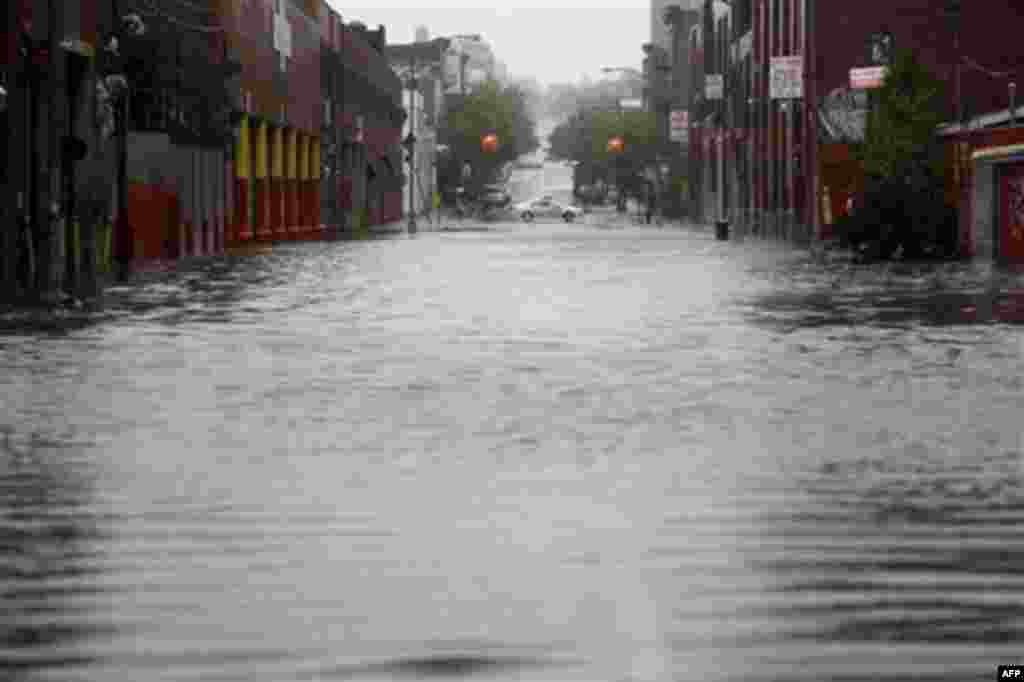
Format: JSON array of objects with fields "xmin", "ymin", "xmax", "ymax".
[{"xmin": 1, "ymin": 221, "xmax": 1023, "ymax": 681}]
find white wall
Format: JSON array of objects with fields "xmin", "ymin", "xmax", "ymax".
[
  {"xmin": 973, "ymin": 163, "xmax": 995, "ymax": 258},
  {"xmin": 402, "ymin": 88, "xmax": 435, "ymax": 217}
]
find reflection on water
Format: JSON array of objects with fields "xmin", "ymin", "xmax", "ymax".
[
  {"xmin": 0, "ymin": 428, "xmax": 108, "ymax": 681},
  {"xmin": 0, "ymin": 229, "xmax": 1023, "ymax": 681}
]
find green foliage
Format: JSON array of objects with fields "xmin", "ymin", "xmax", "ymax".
[
  {"xmin": 349, "ymin": 209, "xmax": 368, "ymax": 238},
  {"xmin": 856, "ymin": 48, "xmax": 946, "ymax": 181},
  {"xmin": 840, "ymin": 49, "xmax": 958, "ymax": 260},
  {"xmin": 439, "ymin": 81, "xmax": 539, "ymax": 189},
  {"xmin": 548, "ymin": 107, "xmax": 658, "ymax": 182}
]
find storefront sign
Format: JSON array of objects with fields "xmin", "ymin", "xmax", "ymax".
[{"xmin": 770, "ymin": 56, "xmax": 803, "ymax": 99}]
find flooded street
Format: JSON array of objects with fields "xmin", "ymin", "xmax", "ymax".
[{"xmin": 2, "ymin": 217, "xmax": 1024, "ymax": 681}]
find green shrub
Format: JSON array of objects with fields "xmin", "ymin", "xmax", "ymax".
[{"xmin": 847, "ymin": 48, "xmax": 957, "ymax": 260}]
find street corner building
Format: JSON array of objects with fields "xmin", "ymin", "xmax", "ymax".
[
  {"xmin": 386, "ymin": 36, "xmax": 451, "ymax": 227},
  {"xmin": 317, "ymin": 4, "xmax": 404, "ymax": 234},
  {"xmin": 0, "ymin": 0, "xmax": 404, "ymax": 302},
  {"xmin": 226, "ymin": 0, "xmax": 403, "ymax": 245},
  {"xmin": 683, "ymin": 0, "xmax": 1024, "ymax": 257}
]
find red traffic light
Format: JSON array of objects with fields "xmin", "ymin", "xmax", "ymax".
[
  {"xmin": 481, "ymin": 133, "xmax": 498, "ymax": 152},
  {"xmin": 607, "ymin": 136, "xmax": 624, "ymax": 153}
]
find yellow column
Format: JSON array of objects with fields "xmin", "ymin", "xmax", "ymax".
[
  {"xmin": 311, "ymin": 138, "xmax": 321, "ymax": 234},
  {"xmin": 254, "ymin": 121, "xmax": 271, "ymax": 240},
  {"xmin": 285, "ymin": 128, "xmax": 298, "ymax": 237},
  {"xmin": 294, "ymin": 133, "xmax": 305, "ymax": 233},
  {"xmin": 270, "ymin": 126, "xmax": 283, "ymax": 238},
  {"xmin": 233, "ymin": 116, "xmax": 251, "ymax": 242}
]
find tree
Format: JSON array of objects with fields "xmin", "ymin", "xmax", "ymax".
[
  {"xmin": 841, "ymin": 48, "xmax": 957, "ymax": 260},
  {"xmin": 547, "ymin": 105, "xmax": 658, "ymax": 198},
  {"xmin": 438, "ymin": 80, "xmax": 539, "ymax": 194}
]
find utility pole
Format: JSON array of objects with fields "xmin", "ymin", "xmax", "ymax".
[
  {"xmin": 1011, "ymin": 82, "xmax": 1018, "ymax": 127},
  {"xmin": 112, "ymin": 0, "xmax": 130, "ymax": 281},
  {"xmin": 460, "ymin": 53, "xmax": 468, "ymax": 97},
  {"xmin": 807, "ymin": 0, "xmax": 819, "ymax": 242},
  {"xmin": 404, "ymin": 55, "xmax": 418, "ymax": 233},
  {"xmin": 39, "ymin": 0, "xmax": 62, "ymax": 301},
  {"xmin": 1, "ymin": 2, "xmax": 16, "ymax": 299}
]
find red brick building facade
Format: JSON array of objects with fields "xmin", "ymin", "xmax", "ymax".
[{"xmin": 690, "ymin": 0, "xmax": 1024, "ymax": 246}]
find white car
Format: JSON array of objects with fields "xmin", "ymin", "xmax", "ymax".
[{"xmin": 514, "ymin": 195, "xmax": 584, "ymax": 223}]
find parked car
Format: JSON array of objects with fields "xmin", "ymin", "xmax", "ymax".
[{"xmin": 514, "ymin": 195, "xmax": 585, "ymax": 223}]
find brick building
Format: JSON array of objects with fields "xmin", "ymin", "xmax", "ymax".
[
  {"xmin": 318, "ymin": 5, "xmax": 404, "ymax": 232},
  {"xmin": 688, "ymin": 0, "xmax": 1024, "ymax": 248}
]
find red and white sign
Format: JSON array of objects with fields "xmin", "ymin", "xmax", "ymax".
[
  {"xmin": 850, "ymin": 66, "xmax": 888, "ymax": 90},
  {"xmin": 670, "ymin": 110, "xmax": 689, "ymax": 143},
  {"xmin": 770, "ymin": 56, "xmax": 803, "ymax": 99}
]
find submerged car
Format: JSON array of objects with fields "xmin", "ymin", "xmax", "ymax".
[{"xmin": 514, "ymin": 195, "xmax": 585, "ymax": 223}]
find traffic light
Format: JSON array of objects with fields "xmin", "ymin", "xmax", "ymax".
[
  {"xmin": 480, "ymin": 133, "xmax": 498, "ymax": 153},
  {"xmin": 607, "ymin": 136, "xmax": 624, "ymax": 153}
]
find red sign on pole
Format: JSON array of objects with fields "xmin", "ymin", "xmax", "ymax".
[{"xmin": 850, "ymin": 66, "xmax": 888, "ymax": 90}]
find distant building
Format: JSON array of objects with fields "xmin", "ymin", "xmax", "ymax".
[
  {"xmin": 443, "ymin": 35, "xmax": 499, "ymax": 94},
  {"xmin": 686, "ymin": 0, "xmax": 1024, "ymax": 259},
  {"xmin": 415, "ymin": 26, "xmax": 429, "ymax": 43},
  {"xmin": 651, "ymin": 0, "xmax": 699, "ymax": 55},
  {"xmin": 387, "ymin": 38, "xmax": 450, "ymax": 221}
]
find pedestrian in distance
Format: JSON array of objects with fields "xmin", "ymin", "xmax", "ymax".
[{"xmin": 644, "ymin": 182, "xmax": 657, "ymax": 225}]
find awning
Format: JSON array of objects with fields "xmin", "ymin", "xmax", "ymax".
[{"xmin": 972, "ymin": 143, "xmax": 1024, "ymax": 164}]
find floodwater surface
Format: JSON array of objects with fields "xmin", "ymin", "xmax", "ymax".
[{"xmin": 2, "ymin": 220, "xmax": 1023, "ymax": 681}]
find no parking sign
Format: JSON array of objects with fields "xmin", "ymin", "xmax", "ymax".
[{"xmin": 770, "ymin": 56, "xmax": 803, "ymax": 100}]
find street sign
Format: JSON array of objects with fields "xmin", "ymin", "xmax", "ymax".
[
  {"xmin": 770, "ymin": 56, "xmax": 803, "ymax": 99},
  {"xmin": 619, "ymin": 98, "xmax": 643, "ymax": 110},
  {"xmin": 866, "ymin": 31, "xmax": 894, "ymax": 66},
  {"xmin": 705, "ymin": 74, "xmax": 723, "ymax": 101},
  {"xmin": 850, "ymin": 66, "xmax": 888, "ymax": 89},
  {"xmin": 670, "ymin": 109, "xmax": 689, "ymax": 143}
]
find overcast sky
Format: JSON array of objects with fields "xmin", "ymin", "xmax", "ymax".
[{"xmin": 333, "ymin": 2, "xmax": 648, "ymax": 87}]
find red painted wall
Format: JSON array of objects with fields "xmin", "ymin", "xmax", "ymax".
[
  {"xmin": 810, "ymin": 0, "xmax": 1024, "ymax": 121},
  {"xmin": 287, "ymin": 3, "xmax": 319, "ymax": 134}
]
